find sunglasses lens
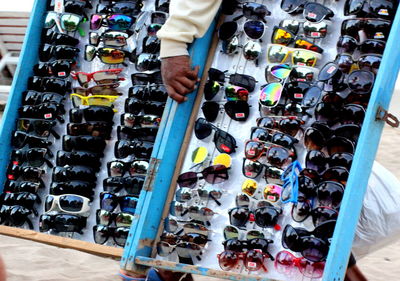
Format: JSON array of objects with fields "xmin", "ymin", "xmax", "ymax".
[
  {"xmin": 304, "ymin": 3, "xmax": 332, "ymax": 23},
  {"xmin": 259, "ymin": 82, "xmax": 283, "ymax": 107},
  {"xmin": 358, "ymin": 55, "xmax": 381, "ymax": 74},
  {"xmin": 229, "ymin": 208, "xmax": 248, "ymax": 227},
  {"xmin": 242, "ymin": 159, "xmax": 262, "ymax": 178},
  {"xmin": 347, "ymin": 70, "xmax": 374, "ymax": 94},
  {"xmin": 99, "ymin": 48, "xmax": 125, "ymax": 64},
  {"xmin": 317, "ymin": 181, "xmax": 344, "ymax": 208},
  {"xmin": 224, "ymin": 101, "xmax": 250, "ymax": 121},
  {"xmin": 337, "ymin": 35, "xmax": 357, "ymax": 53},
  {"xmin": 243, "ymin": 2, "xmax": 270, "ymax": 20},
  {"xmin": 292, "ymin": 199, "xmax": 312, "ymax": 222},
  {"xmin": 218, "ymin": 21, "xmax": 238, "ymax": 40},
  {"xmin": 267, "ymin": 45, "xmax": 289, "ymax": 64},
  {"xmin": 264, "ymin": 184, "xmax": 281, "ymax": 202},
  {"xmin": 223, "ymin": 225, "xmax": 239, "ymax": 240},
  {"xmin": 302, "ymin": 237, "xmax": 329, "ymax": 262},
  {"xmin": 202, "ymin": 165, "xmax": 228, "ymax": 184},
  {"xmin": 255, "ymin": 207, "xmax": 279, "ymax": 228},
  {"xmin": 270, "ymin": 64, "xmax": 292, "ymax": 80},
  {"xmin": 272, "ymin": 28, "xmax": 293, "ymax": 45},
  {"xmin": 245, "ymin": 141, "xmax": 264, "ymax": 161},
  {"xmin": 218, "ymin": 251, "xmax": 239, "ymax": 271},
  {"xmin": 299, "ymin": 260, "xmax": 325, "ymax": 278},
  {"xmin": 244, "ymin": 20, "xmax": 264, "ymax": 40},
  {"xmin": 312, "ymin": 207, "xmax": 338, "ymax": 226},
  {"xmin": 243, "ymin": 41, "xmax": 261, "ymax": 61},
  {"xmin": 60, "ymin": 14, "xmax": 81, "ymax": 32},
  {"xmin": 361, "ymin": 39, "xmax": 386, "ymax": 54},
  {"xmin": 281, "ymin": 0, "xmax": 305, "ymax": 13},
  {"xmin": 302, "ymin": 86, "xmax": 322, "ymax": 108},
  {"xmin": 201, "ymin": 101, "xmax": 220, "ymax": 122},
  {"xmin": 303, "ymin": 21, "xmax": 328, "ymax": 38},
  {"xmin": 107, "ymin": 14, "xmax": 134, "ymax": 30},
  {"xmin": 292, "ymin": 50, "xmax": 319, "ymax": 67},
  {"xmin": 241, "ymin": 179, "xmax": 258, "ymax": 197}
]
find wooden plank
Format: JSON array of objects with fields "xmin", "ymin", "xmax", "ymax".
[
  {"xmin": 1, "ymin": 35, "xmax": 25, "ymax": 42},
  {"xmin": 0, "ymin": 225, "xmax": 123, "ymax": 259},
  {"xmin": 0, "ymin": 27, "xmax": 26, "ymax": 34},
  {"xmin": 0, "ymin": 18, "xmax": 29, "ymax": 26},
  {"xmin": 4, "ymin": 43, "xmax": 23, "ymax": 51},
  {"xmin": 0, "ymin": 12, "xmax": 30, "ymax": 18}
]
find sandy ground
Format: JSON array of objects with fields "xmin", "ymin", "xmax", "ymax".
[{"xmin": 1, "ymin": 87, "xmax": 400, "ymax": 281}]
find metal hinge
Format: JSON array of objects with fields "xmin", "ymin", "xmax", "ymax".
[
  {"xmin": 143, "ymin": 157, "xmax": 161, "ymax": 192},
  {"xmin": 376, "ymin": 106, "xmax": 400, "ymax": 128}
]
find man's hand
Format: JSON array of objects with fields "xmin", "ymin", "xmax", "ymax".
[{"xmin": 161, "ymin": 55, "xmax": 200, "ymax": 103}]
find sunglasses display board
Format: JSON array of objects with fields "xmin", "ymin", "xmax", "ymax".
[
  {"xmin": 0, "ymin": 0, "xmax": 173, "ymax": 256},
  {"xmin": 119, "ymin": 1, "xmax": 400, "ymax": 281}
]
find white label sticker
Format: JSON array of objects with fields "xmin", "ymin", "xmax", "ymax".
[
  {"xmin": 54, "ymin": 0, "xmax": 64, "ymax": 13},
  {"xmin": 247, "ymin": 262, "xmax": 257, "ymax": 268},
  {"xmin": 374, "ymin": 32, "xmax": 385, "ymax": 39},
  {"xmin": 294, "ymin": 93, "xmax": 303, "ymax": 99},
  {"xmin": 307, "ymin": 12, "xmax": 317, "ymax": 19},
  {"xmin": 327, "ymin": 65, "xmax": 337, "ymax": 74},
  {"xmin": 378, "ymin": 9, "xmax": 389, "ymax": 15},
  {"xmin": 311, "ymin": 31, "xmax": 321, "ymax": 38},
  {"xmin": 235, "ymin": 113, "xmax": 245, "ymax": 118},
  {"xmin": 44, "ymin": 113, "xmax": 52, "ymax": 119},
  {"xmin": 58, "ymin": 71, "xmax": 66, "ymax": 77}
]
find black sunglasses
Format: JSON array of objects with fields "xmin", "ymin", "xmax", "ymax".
[
  {"xmin": 67, "ymin": 122, "xmax": 113, "ymax": 139},
  {"xmin": 117, "ymin": 126, "xmax": 158, "ymax": 142},
  {"xmin": 19, "ymin": 103, "xmax": 65, "ymax": 123},
  {"xmin": 0, "ymin": 205, "xmax": 34, "ymax": 229},
  {"xmin": 93, "ymin": 225, "xmax": 130, "ymax": 246},
  {"xmin": 103, "ymin": 176, "xmax": 145, "ymax": 195},
  {"xmin": 12, "ymin": 131, "xmax": 53, "ymax": 151},
  {"xmin": 42, "ymin": 29, "xmax": 80, "ymax": 46},
  {"xmin": 62, "ymin": 135, "xmax": 107, "ymax": 153},
  {"xmin": 39, "ymin": 44, "xmax": 80, "ymax": 62},
  {"xmin": 0, "ymin": 191, "xmax": 41, "ymax": 216},
  {"xmin": 314, "ymin": 102, "xmax": 366, "ymax": 126},
  {"xmin": 89, "ymin": 30, "xmax": 131, "ymax": 47},
  {"xmin": 96, "ymin": 1, "xmax": 143, "ymax": 15},
  {"xmin": 341, "ymin": 18, "xmax": 392, "ymax": 42},
  {"xmin": 134, "ymin": 53, "xmax": 161, "ymax": 72},
  {"xmin": 11, "ymin": 147, "xmax": 53, "ymax": 168},
  {"xmin": 49, "ymin": 181, "xmax": 95, "ymax": 202},
  {"xmin": 27, "ymin": 76, "xmax": 71, "ymax": 95},
  {"xmin": 194, "ymin": 118, "xmax": 237, "ymax": 154},
  {"xmin": 201, "ymin": 101, "xmax": 250, "ymax": 122},
  {"xmin": 16, "ymin": 118, "xmax": 60, "ymax": 139},
  {"xmin": 114, "ymin": 140, "xmax": 154, "ymax": 159},
  {"xmin": 69, "ymin": 105, "xmax": 115, "ymax": 123},
  {"xmin": 242, "ymin": 158, "xmax": 284, "ymax": 184},
  {"xmin": 306, "ymin": 150, "xmax": 353, "ymax": 174},
  {"xmin": 131, "ymin": 71, "xmax": 163, "ymax": 85},
  {"xmin": 120, "ymin": 113, "xmax": 161, "ymax": 129},
  {"xmin": 100, "ymin": 192, "xmax": 139, "ymax": 214},
  {"xmin": 128, "ymin": 84, "xmax": 168, "ymax": 102},
  {"xmin": 22, "ymin": 91, "xmax": 65, "ymax": 106},
  {"xmin": 337, "ymin": 35, "xmax": 386, "ymax": 55},
  {"xmin": 107, "ymin": 159, "xmax": 149, "ymax": 177},
  {"xmin": 56, "ymin": 150, "xmax": 103, "ymax": 171},
  {"xmin": 33, "ymin": 59, "xmax": 74, "ymax": 78},
  {"xmin": 125, "ymin": 97, "xmax": 166, "ymax": 116},
  {"xmin": 4, "ymin": 180, "xmax": 43, "ymax": 194},
  {"xmin": 52, "ymin": 165, "xmax": 97, "ymax": 183},
  {"xmin": 142, "ymin": 35, "xmax": 161, "ymax": 54},
  {"xmin": 39, "ymin": 214, "xmax": 87, "ymax": 234},
  {"xmin": 344, "ymin": 0, "xmax": 395, "ymax": 19}
]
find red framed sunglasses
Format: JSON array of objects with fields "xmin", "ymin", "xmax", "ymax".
[
  {"xmin": 275, "ymin": 250, "xmax": 325, "ymax": 278},
  {"xmin": 71, "ymin": 68, "xmax": 125, "ymax": 87}
]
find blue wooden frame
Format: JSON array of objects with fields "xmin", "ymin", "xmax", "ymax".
[
  {"xmin": 122, "ymin": 8, "xmax": 400, "ymax": 281},
  {"xmin": 3, "ymin": 0, "xmax": 400, "ymax": 280},
  {"xmin": 0, "ymin": 0, "xmax": 44, "ymax": 192}
]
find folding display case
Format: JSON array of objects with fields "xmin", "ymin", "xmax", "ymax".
[{"xmin": 1, "ymin": 0, "xmax": 400, "ymax": 280}]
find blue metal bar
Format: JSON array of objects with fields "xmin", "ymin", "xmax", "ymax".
[
  {"xmin": 121, "ymin": 18, "xmax": 218, "ymax": 272},
  {"xmin": 0, "ymin": 0, "xmax": 45, "ymax": 193},
  {"xmin": 322, "ymin": 8, "xmax": 400, "ymax": 281}
]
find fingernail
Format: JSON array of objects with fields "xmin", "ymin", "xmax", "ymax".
[{"xmin": 184, "ymin": 97, "xmax": 188, "ymax": 101}]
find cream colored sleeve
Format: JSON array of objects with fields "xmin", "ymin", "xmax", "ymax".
[{"xmin": 157, "ymin": 0, "xmax": 222, "ymax": 58}]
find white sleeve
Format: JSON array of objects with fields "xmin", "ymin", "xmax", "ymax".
[{"xmin": 157, "ymin": 0, "xmax": 222, "ymax": 58}]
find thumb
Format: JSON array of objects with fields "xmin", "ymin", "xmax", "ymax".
[{"xmin": 187, "ymin": 65, "xmax": 200, "ymax": 80}]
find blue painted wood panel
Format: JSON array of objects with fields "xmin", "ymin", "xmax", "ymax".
[{"xmin": 0, "ymin": 0, "xmax": 44, "ymax": 191}]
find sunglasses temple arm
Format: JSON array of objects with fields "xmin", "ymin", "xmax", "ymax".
[
  {"xmin": 209, "ymin": 193, "xmax": 222, "ymax": 206},
  {"xmin": 232, "ymin": 14, "xmax": 243, "ymax": 22},
  {"xmin": 45, "ymin": 157, "xmax": 54, "ymax": 168},
  {"xmin": 26, "ymin": 218, "xmax": 34, "ymax": 230},
  {"xmin": 50, "ymin": 129, "xmax": 61, "ymax": 139}
]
